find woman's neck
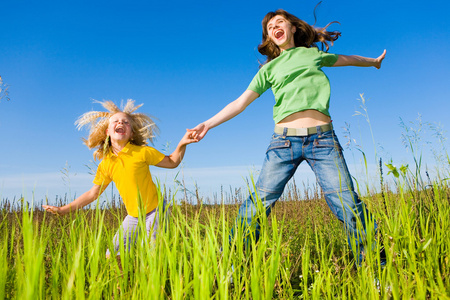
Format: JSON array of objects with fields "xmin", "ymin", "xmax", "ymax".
[{"xmin": 280, "ymin": 45, "xmax": 296, "ymax": 52}]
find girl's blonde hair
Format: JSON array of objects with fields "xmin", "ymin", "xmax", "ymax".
[{"xmin": 75, "ymin": 99, "xmax": 158, "ymax": 160}]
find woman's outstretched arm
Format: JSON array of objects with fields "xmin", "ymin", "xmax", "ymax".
[
  {"xmin": 190, "ymin": 89, "xmax": 260, "ymax": 140},
  {"xmin": 333, "ymin": 49, "xmax": 386, "ymax": 69}
]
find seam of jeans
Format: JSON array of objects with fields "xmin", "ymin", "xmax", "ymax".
[
  {"xmin": 322, "ymin": 187, "xmax": 351, "ymax": 195},
  {"xmin": 290, "ymin": 140, "xmax": 295, "ymax": 167},
  {"xmin": 256, "ymin": 186, "xmax": 285, "ymax": 195},
  {"xmin": 267, "ymin": 142, "xmax": 290, "ymax": 152}
]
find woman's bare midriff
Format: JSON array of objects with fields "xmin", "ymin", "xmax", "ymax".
[{"xmin": 276, "ymin": 110, "xmax": 331, "ymax": 128}]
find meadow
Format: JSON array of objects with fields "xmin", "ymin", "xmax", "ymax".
[
  {"xmin": 1, "ymin": 114, "xmax": 450, "ymax": 299},
  {"xmin": 1, "ymin": 167, "xmax": 449, "ymax": 299}
]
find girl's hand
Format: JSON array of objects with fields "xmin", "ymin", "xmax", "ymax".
[
  {"xmin": 180, "ymin": 129, "xmax": 199, "ymax": 146},
  {"xmin": 157, "ymin": 130, "xmax": 198, "ymax": 169},
  {"xmin": 190, "ymin": 123, "xmax": 209, "ymax": 141},
  {"xmin": 374, "ymin": 49, "xmax": 387, "ymax": 69},
  {"xmin": 42, "ymin": 205, "xmax": 66, "ymax": 216}
]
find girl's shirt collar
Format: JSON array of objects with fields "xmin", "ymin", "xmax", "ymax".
[{"xmin": 108, "ymin": 142, "xmax": 132, "ymax": 157}]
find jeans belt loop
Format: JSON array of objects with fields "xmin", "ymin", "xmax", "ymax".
[
  {"xmin": 317, "ymin": 124, "xmax": 323, "ymax": 135},
  {"xmin": 282, "ymin": 127, "xmax": 288, "ymax": 138}
]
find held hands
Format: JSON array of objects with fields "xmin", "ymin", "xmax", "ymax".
[
  {"xmin": 189, "ymin": 122, "xmax": 209, "ymax": 141},
  {"xmin": 156, "ymin": 130, "xmax": 199, "ymax": 169},
  {"xmin": 180, "ymin": 129, "xmax": 200, "ymax": 146}
]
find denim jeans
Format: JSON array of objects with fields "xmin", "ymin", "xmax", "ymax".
[{"xmin": 231, "ymin": 127, "xmax": 376, "ymax": 263}]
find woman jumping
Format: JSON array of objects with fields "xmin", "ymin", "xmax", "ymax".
[{"xmin": 191, "ymin": 9, "xmax": 386, "ymax": 264}]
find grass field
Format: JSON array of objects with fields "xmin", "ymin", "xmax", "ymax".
[
  {"xmin": 2, "ymin": 112, "xmax": 450, "ymax": 299},
  {"xmin": 1, "ymin": 169, "xmax": 449, "ymax": 299}
]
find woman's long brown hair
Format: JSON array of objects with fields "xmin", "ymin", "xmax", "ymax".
[{"xmin": 258, "ymin": 9, "xmax": 341, "ymax": 63}]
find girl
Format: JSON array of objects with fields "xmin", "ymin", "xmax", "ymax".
[
  {"xmin": 191, "ymin": 9, "xmax": 386, "ymax": 264},
  {"xmin": 43, "ymin": 100, "xmax": 198, "ymax": 257}
]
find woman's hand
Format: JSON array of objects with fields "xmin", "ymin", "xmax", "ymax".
[
  {"xmin": 333, "ymin": 49, "xmax": 387, "ymax": 69},
  {"xmin": 374, "ymin": 49, "xmax": 387, "ymax": 69},
  {"xmin": 190, "ymin": 123, "xmax": 209, "ymax": 141}
]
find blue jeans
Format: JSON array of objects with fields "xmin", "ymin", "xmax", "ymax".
[{"xmin": 231, "ymin": 127, "xmax": 376, "ymax": 263}]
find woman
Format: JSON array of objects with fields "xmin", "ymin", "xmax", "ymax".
[{"xmin": 191, "ymin": 9, "xmax": 386, "ymax": 264}]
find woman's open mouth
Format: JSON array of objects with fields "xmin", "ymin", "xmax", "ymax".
[{"xmin": 274, "ymin": 29, "xmax": 284, "ymax": 39}]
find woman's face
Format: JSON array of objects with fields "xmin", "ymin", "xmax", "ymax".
[
  {"xmin": 266, "ymin": 15, "xmax": 296, "ymax": 51},
  {"xmin": 106, "ymin": 112, "xmax": 133, "ymax": 143}
]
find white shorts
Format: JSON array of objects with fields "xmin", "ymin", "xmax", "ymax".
[{"xmin": 106, "ymin": 208, "xmax": 158, "ymax": 256}]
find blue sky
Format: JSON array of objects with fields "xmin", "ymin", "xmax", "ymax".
[{"xmin": 1, "ymin": 0, "xmax": 449, "ymax": 203}]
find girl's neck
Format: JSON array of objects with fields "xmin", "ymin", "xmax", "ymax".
[{"xmin": 110, "ymin": 140, "xmax": 129, "ymax": 155}]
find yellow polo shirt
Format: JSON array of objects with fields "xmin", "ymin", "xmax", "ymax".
[{"xmin": 93, "ymin": 143, "xmax": 165, "ymax": 217}]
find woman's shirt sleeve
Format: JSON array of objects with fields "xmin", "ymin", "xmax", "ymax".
[
  {"xmin": 319, "ymin": 51, "xmax": 339, "ymax": 67},
  {"xmin": 247, "ymin": 67, "xmax": 271, "ymax": 96}
]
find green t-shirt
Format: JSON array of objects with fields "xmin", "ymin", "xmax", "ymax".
[{"xmin": 247, "ymin": 47, "xmax": 338, "ymax": 123}]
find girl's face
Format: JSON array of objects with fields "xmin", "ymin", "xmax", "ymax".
[
  {"xmin": 267, "ymin": 15, "xmax": 296, "ymax": 51},
  {"xmin": 106, "ymin": 112, "xmax": 133, "ymax": 144}
]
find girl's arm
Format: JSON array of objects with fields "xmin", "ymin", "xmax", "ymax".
[
  {"xmin": 333, "ymin": 49, "xmax": 386, "ymax": 69},
  {"xmin": 42, "ymin": 184, "xmax": 104, "ymax": 215},
  {"xmin": 190, "ymin": 89, "xmax": 260, "ymax": 140},
  {"xmin": 156, "ymin": 130, "xmax": 198, "ymax": 169}
]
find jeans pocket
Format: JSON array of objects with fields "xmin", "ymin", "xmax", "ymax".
[
  {"xmin": 265, "ymin": 135, "xmax": 290, "ymax": 156},
  {"xmin": 314, "ymin": 131, "xmax": 342, "ymax": 151},
  {"xmin": 267, "ymin": 138, "xmax": 290, "ymax": 152}
]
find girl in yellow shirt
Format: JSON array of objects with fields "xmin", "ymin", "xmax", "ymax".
[{"xmin": 43, "ymin": 100, "xmax": 197, "ymax": 257}]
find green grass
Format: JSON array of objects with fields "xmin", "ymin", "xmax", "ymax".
[
  {"xmin": 1, "ymin": 174, "xmax": 449, "ymax": 299},
  {"xmin": 2, "ymin": 111, "xmax": 450, "ymax": 299}
]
